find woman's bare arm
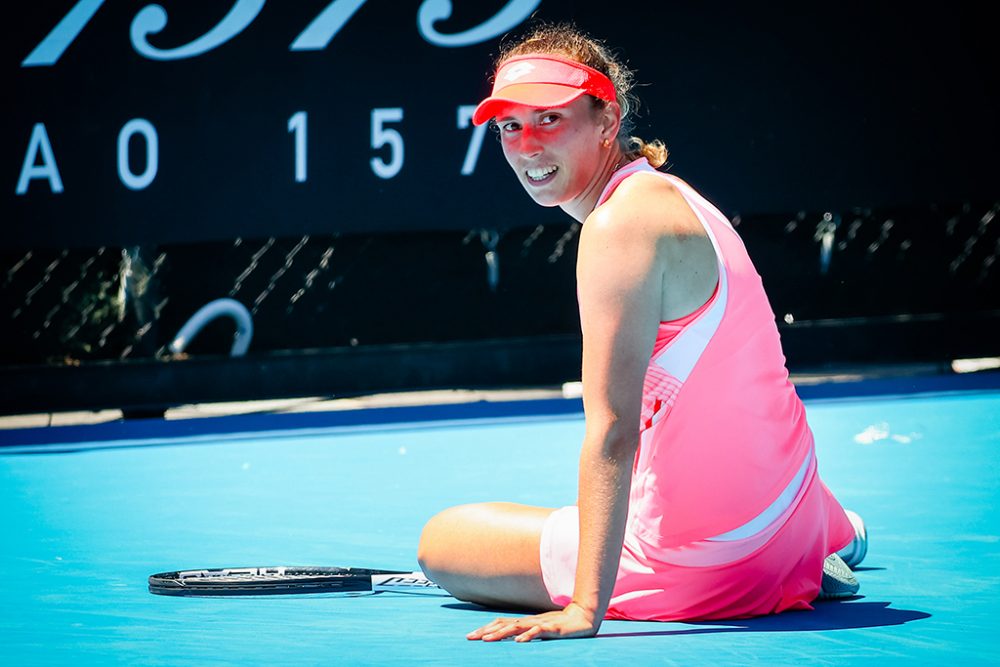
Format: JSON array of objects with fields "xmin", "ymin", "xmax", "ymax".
[
  {"xmin": 468, "ymin": 178, "xmax": 680, "ymax": 642},
  {"xmin": 569, "ymin": 185, "xmax": 666, "ymax": 624}
]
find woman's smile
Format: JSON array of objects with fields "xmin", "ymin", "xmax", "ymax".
[{"xmin": 525, "ymin": 164, "xmax": 559, "ymax": 183}]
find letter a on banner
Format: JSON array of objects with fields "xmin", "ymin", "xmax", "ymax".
[{"xmin": 16, "ymin": 123, "xmax": 64, "ymax": 195}]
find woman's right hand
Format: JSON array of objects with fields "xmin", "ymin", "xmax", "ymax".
[{"xmin": 466, "ymin": 602, "xmax": 600, "ymax": 642}]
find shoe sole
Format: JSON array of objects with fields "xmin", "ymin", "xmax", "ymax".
[{"xmin": 819, "ymin": 553, "xmax": 860, "ymax": 599}]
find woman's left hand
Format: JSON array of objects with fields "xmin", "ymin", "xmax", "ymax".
[{"xmin": 466, "ymin": 602, "xmax": 600, "ymax": 642}]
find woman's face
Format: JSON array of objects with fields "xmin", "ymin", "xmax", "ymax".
[{"xmin": 495, "ymin": 96, "xmax": 612, "ymax": 210}]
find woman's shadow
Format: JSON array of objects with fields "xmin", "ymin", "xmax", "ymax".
[
  {"xmin": 597, "ymin": 598, "xmax": 930, "ymax": 638},
  {"xmin": 446, "ymin": 594, "xmax": 930, "ymax": 638}
]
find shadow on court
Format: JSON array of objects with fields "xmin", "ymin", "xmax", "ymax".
[{"xmin": 444, "ymin": 599, "xmax": 931, "ymax": 637}]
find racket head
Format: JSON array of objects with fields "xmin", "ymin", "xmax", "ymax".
[{"xmin": 148, "ymin": 566, "xmax": 411, "ymax": 597}]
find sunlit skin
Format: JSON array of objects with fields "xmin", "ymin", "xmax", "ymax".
[{"xmin": 495, "ymin": 96, "xmax": 625, "ymax": 223}]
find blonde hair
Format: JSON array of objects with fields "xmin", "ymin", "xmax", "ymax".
[{"xmin": 496, "ymin": 22, "xmax": 668, "ymax": 168}]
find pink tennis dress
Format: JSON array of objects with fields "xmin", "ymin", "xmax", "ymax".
[{"xmin": 539, "ymin": 158, "xmax": 856, "ymax": 621}]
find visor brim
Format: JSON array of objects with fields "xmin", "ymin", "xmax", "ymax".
[{"xmin": 471, "ymin": 84, "xmax": 587, "ymax": 126}]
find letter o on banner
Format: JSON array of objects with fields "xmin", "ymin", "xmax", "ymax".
[{"xmin": 118, "ymin": 119, "xmax": 159, "ymax": 190}]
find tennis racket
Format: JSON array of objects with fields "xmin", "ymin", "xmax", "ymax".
[{"xmin": 148, "ymin": 566, "xmax": 445, "ymax": 597}]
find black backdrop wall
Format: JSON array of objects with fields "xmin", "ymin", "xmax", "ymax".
[
  {"xmin": 2, "ymin": 2, "xmax": 997, "ymax": 414},
  {"xmin": 7, "ymin": 1, "xmax": 997, "ymax": 247}
]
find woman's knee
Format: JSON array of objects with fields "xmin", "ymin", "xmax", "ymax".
[
  {"xmin": 416, "ymin": 502, "xmax": 548, "ymax": 576},
  {"xmin": 417, "ymin": 503, "xmax": 476, "ymax": 575},
  {"xmin": 416, "ymin": 502, "xmax": 559, "ymax": 610}
]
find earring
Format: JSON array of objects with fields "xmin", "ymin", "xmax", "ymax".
[{"xmin": 603, "ymin": 138, "xmax": 611, "ymax": 148}]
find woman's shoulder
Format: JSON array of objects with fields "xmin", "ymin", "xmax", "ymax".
[{"xmin": 587, "ymin": 170, "xmax": 703, "ymax": 239}]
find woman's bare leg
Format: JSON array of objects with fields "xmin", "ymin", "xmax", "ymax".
[{"xmin": 417, "ymin": 502, "xmax": 562, "ymax": 611}]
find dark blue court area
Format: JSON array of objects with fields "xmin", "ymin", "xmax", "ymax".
[{"xmin": 2, "ymin": 372, "xmax": 998, "ymax": 665}]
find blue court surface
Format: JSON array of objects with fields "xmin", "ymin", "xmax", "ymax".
[{"xmin": 2, "ymin": 372, "xmax": 999, "ymax": 666}]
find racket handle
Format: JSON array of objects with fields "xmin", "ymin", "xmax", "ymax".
[{"xmin": 370, "ymin": 571, "xmax": 445, "ymax": 595}]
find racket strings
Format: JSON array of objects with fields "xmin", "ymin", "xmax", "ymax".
[{"xmin": 176, "ymin": 570, "xmax": 338, "ymax": 583}]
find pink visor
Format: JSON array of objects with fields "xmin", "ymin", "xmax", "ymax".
[{"xmin": 471, "ymin": 54, "xmax": 617, "ymax": 126}]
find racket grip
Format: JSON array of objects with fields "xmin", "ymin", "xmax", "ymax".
[{"xmin": 370, "ymin": 572, "xmax": 445, "ymax": 595}]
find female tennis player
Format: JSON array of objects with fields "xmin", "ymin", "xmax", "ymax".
[{"xmin": 417, "ymin": 23, "xmax": 866, "ymax": 642}]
